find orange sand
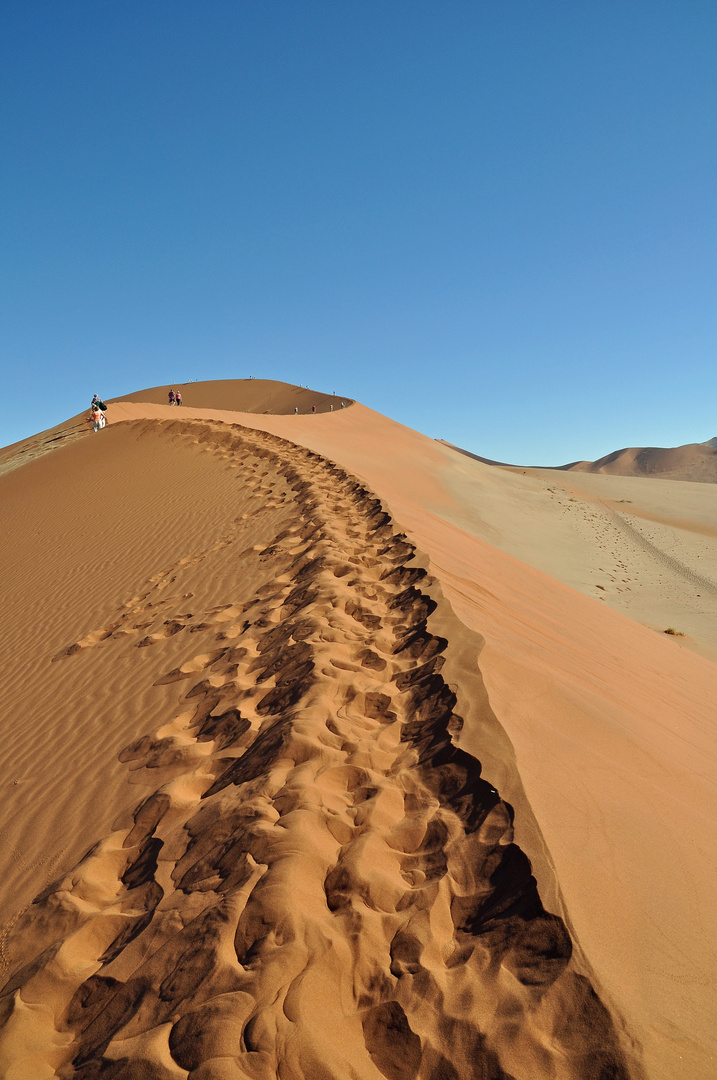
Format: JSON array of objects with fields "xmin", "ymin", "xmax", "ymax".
[{"xmin": 0, "ymin": 381, "xmax": 715, "ymax": 1079}]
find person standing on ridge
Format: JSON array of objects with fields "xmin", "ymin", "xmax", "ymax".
[
  {"xmin": 168, "ymin": 389, "xmax": 176, "ymax": 405},
  {"xmin": 175, "ymin": 390, "xmax": 183, "ymax": 406},
  {"xmin": 311, "ymin": 404, "xmax": 316, "ymax": 413}
]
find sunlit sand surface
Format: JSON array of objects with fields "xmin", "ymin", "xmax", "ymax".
[{"xmin": 1, "ymin": 381, "xmax": 715, "ymax": 1079}]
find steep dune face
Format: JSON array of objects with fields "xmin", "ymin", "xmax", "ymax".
[
  {"xmin": 169, "ymin": 400, "xmax": 715, "ymax": 1080},
  {"xmin": 0, "ymin": 419, "xmax": 631, "ymax": 1079}
]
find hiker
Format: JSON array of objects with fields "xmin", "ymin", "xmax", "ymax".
[
  {"xmin": 329, "ymin": 403, "xmax": 333, "ymax": 411},
  {"xmin": 175, "ymin": 390, "xmax": 183, "ymax": 406},
  {"xmin": 91, "ymin": 406, "xmax": 103, "ymax": 432},
  {"xmin": 340, "ymin": 401, "xmax": 345, "ymax": 408},
  {"xmin": 294, "ymin": 406, "xmax": 298, "ymax": 414},
  {"xmin": 168, "ymin": 389, "xmax": 176, "ymax": 405},
  {"xmin": 311, "ymin": 404, "xmax": 316, "ymax": 413}
]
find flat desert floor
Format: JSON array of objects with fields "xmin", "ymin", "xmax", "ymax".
[{"xmin": 0, "ymin": 382, "xmax": 715, "ymax": 1080}]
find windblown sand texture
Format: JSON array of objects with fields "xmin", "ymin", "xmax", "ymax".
[{"xmin": 1, "ymin": 382, "xmax": 716, "ymax": 1080}]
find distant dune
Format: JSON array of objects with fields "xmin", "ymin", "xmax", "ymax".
[
  {"xmin": 1, "ymin": 381, "xmax": 716, "ymax": 1080},
  {"xmin": 442, "ymin": 436, "xmax": 717, "ymax": 482},
  {"xmin": 567, "ymin": 437, "xmax": 717, "ymax": 481}
]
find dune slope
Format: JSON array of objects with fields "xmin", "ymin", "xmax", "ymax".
[
  {"xmin": 106, "ymin": 394, "xmax": 715, "ymax": 1080},
  {"xmin": 434, "ymin": 443, "xmax": 717, "ymax": 663},
  {"xmin": 0, "ymin": 417, "xmax": 632, "ymax": 1079}
]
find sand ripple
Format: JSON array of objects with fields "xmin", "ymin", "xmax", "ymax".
[{"xmin": 0, "ymin": 420, "xmax": 631, "ymax": 1079}]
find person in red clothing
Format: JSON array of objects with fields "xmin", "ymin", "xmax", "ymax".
[{"xmin": 175, "ymin": 390, "xmax": 183, "ymax": 406}]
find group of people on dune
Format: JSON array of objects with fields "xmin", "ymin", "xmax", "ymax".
[
  {"xmin": 88, "ymin": 387, "xmax": 346, "ymax": 431},
  {"xmin": 294, "ymin": 400, "xmax": 345, "ymax": 414},
  {"xmin": 164, "ymin": 386, "xmax": 346, "ymax": 413},
  {"xmin": 89, "ymin": 393, "xmax": 107, "ymax": 432}
]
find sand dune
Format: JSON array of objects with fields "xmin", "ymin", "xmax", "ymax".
[
  {"xmin": 0, "ymin": 380, "xmax": 347, "ymax": 481},
  {"xmin": 111, "ymin": 379, "xmax": 351, "ymax": 416},
  {"xmin": 568, "ymin": 438, "xmax": 717, "ymax": 482},
  {"xmin": 437, "ymin": 444, "xmax": 717, "ymax": 664},
  {"xmin": 1, "ymin": 383, "xmax": 715, "ymax": 1079},
  {"xmin": 444, "ymin": 435, "xmax": 717, "ymax": 483}
]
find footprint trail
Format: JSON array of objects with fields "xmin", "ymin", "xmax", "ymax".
[{"xmin": 0, "ymin": 419, "xmax": 632, "ymax": 1080}]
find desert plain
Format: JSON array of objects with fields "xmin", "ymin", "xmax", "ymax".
[{"xmin": 0, "ymin": 380, "xmax": 715, "ymax": 1080}]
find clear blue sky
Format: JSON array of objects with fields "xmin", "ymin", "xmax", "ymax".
[{"xmin": 2, "ymin": 1, "xmax": 716, "ymax": 464}]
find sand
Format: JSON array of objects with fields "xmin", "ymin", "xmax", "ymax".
[
  {"xmin": 0, "ymin": 382, "xmax": 715, "ymax": 1079},
  {"xmin": 444, "ymin": 434, "xmax": 717, "ymax": 483},
  {"xmin": 567, "ymin": 438, "xmax": 717, "ymax": 481},
  {"xmin": 436, "ymin": 450, "xmax": 717, "ymax": 664}
]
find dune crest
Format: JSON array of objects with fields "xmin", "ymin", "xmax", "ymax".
[
  {"xmin": 0, "ymin": 419, "xmax": 631, "ymax": 1079},
  {"xmin": 0, "ymin": 380, "xmax": 350, "ymax": 478},
  {"xmin": 111, "ymin": 379, "xmax": 351, "ymax": 416}
]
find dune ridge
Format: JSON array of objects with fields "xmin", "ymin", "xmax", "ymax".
[
  {"xmin": 0, "ymin": 418, "xmax": 632, "ymax": 1079},
  {"xmin": 0, "ymin": 380, "xmax": 349, "ymax": 479},
  {"xmin": 109, "ymin": 379, "xmax": 351, "ymax": 416}
]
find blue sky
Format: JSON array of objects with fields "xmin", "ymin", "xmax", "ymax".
[{"xmin": 2, "ymin": 1, "xmax": 716, "ymax": 464}]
